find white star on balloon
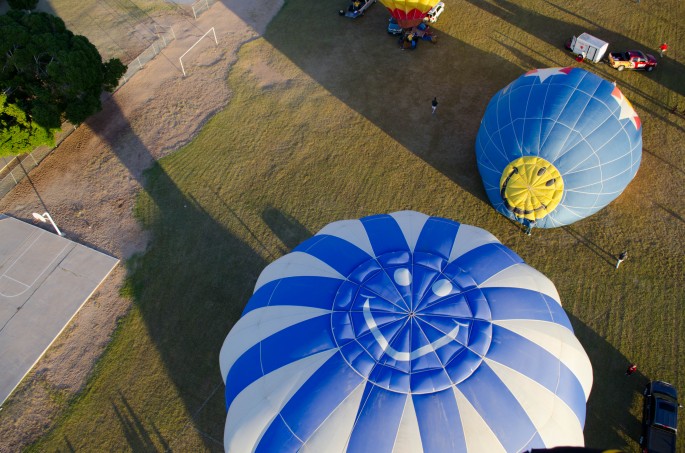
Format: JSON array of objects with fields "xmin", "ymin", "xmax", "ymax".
[
  {"xmin": 524, "ymin": 67, "xmax": 572, "ymax": 83},
  {"xmin": 611, "ymin": 86, "xmax": 641, "ymax": 129}
]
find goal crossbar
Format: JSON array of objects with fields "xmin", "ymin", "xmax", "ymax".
[{"xmin": 179, "ymin": 27, "xmax": 218, "ymax": 77}]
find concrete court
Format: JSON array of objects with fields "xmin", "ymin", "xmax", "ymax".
[{"xmin": 0, "ymin": 214, "xmax": 119, "ymax": 405}]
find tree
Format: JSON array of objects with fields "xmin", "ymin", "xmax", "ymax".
[
  {"xmin": 8, "ymin": 0, "xmax": 39, "ymax": 11},
  {"xmin": 0, "ymin": 94, "xmax": 57, "ymax": 157},
  {"xmin": 0, "ymin": 10, "xmax": 127, "ymax": 156}
]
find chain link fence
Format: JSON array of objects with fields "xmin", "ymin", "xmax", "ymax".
[
  {"xmin": 0, "ymin": 25, "xmax": 176, "ymax": 200},
  {"xmin": 117, "ymin": 25, "xmax": 176, "ymax": 89}
]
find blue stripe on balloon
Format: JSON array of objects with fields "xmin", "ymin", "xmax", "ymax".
[
  {"xmin": 361, "ymin": 214, "xmax": 410, "ymax": 257},
  {"xmin": 346, "ymin": 382, "xmax": 408, "ymax": 453},
  {"xmin": 413, "ymin": 390, "xmax": 467, "ymax": 452},
  {"xmin": 244, "ymin": 277, "xmax": 343, "ymax": 315},
  {"xmin": 295, "ymin": 235, "xmax": 372, "ymax": 277},
  {"xmin": 414, "ymin": 217, "xmax": 461, "ymax": 261},
  {"xmin": 447, "ymin": 243, "xmax": 523, "ymax": 286},
  {"xmin": 413, "ymin": 252, "xmax": 446, "ymax": 272},
  {"xmin": 445, "ymin": 348, "xmax": 483, "ymax": 384},
  {"xmin": 520, "ymin": 432, "xmax": 546, "ymax": 451},
  {"xmin": 334, "ymin": 280, "xmax": 361, "ymax": 311},
  {"xmin": 488, "ymin": 324, "xmax": 587, "ymax": 422},
  {"xmin": 411, "ymin": 266, "xmax": 440, "ymax": 309},
  {"xmin": 465, "ymin": 288, "xmax": 492, "ymax": 320},
  {"xmin": 254, "ymin": 416, "xmax": 303, "ymax": 453},
  {"xmin": 265, "ymin": 352, "xmax": 364, "ymax": 447},
  {"xmin": 484, "ymin": 287, "xmax": 573, "ymax": 331},
  {"xmin": 225, "ymin": 315, "xmax": 338, "ymax": 410},
  {"xmin": 260, "ymin": 315, "xmax": 337, "ymax": 375},
  {"xmin": 411, "ymin": 368, "xmax": 452, "ymax": 394},
  {"xmin": 225, "ymin": 342, "xmax": 262, "ymax": 410},
  {"xmin": 456, "ymin": 362, "xmax": 537, "ymax": 452},
  {"xmin": 340, "ymin": 341, "xmax": 376, "ymax": 378},
  {"xmin": 348, "ymin": 260, "xmax": 383, "ymax": 284}
]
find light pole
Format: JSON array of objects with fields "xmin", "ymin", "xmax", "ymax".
[{"xmin": 32, "ymin": 212, "xmax": 64, "ymax": 237}]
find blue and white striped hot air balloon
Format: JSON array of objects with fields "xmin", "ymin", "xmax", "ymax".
[
  {"xmin": 476, "ymin": 67, "xmax": 642, "ymax": 228},
  {"xmin": 219, "ymin": 211, "xmax": 593, "ymax": 452}
]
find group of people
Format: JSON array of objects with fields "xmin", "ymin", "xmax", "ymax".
[{"xmin": 399, "ymin": 25, "xmax": 437, "ymax": 50}]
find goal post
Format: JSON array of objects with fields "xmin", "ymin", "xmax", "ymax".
[
  {"xmin": 179, "ymin": 27, "xmax": 218, "ymax": 77},
  {"xmin": 192, "ymin": 0, "xmax": 210, "ymax": 19}
]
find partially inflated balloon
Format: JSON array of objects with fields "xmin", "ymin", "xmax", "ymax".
[
  {"xmin": 220, "ymin": 211, "xmax": 593, "ymax": 452},
  {"xmin": 379, "ymin": 0, "xmax": 440, "ymax": 28},
  {"xmin": 476, "ymin": 67, "xmax": 642, "ymax": 228}
]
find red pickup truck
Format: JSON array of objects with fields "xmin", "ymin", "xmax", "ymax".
[{"xmin": 608, "ymin": 50, "xmax": 657, "ymax": 72}]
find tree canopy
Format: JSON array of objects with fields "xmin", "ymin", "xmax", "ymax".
[
  {"xmin": 7, "ymin": 0, "xmax": 39, "ymax": 11},
  {"xmin": 0, "ymin": 93, "xmax": 57, "ymax": 157},
  {"xmin": 0, "ymin": 10, "xmax": 126, "ymax": 156}
]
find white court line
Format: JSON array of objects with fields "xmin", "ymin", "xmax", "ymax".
[
  {"xmin": 0, "ymin": 275, "xmax": 30, "ymax": 297},
  {"xmin": 0, "ymin": 231, "xmax": 71, "ymax": 298}
]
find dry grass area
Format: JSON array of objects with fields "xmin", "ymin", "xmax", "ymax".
[{"xmin": 0, "ymin": 0, "xmax": 684, "ymax": 451}]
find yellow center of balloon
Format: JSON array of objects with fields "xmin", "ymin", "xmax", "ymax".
[{"xmin": 499, "ymin": 157, "xmax": 564, "ymax": 221}]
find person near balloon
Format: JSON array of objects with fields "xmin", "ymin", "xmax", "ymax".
[
  {"xmin": 524, "ymin": 219, "xmax": 536, "ymax": 236},
  {"xmin": 615, "ymin": 250, "xmax": 628, "ymax": 269}
]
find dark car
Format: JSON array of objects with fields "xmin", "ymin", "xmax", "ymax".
[{"xmin": 641, "ymin": 380, "xmax": 680, "ymax": 453}]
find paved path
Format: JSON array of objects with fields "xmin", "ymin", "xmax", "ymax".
[{"xmin": 0, "ymin": 215, "xmax": 118, "ymax": 404}]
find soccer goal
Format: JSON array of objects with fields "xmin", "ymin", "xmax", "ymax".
[
  {"xmin": 192, "ymin": 0, "xmax": 210, "ymax": 19},
  {"xmin": 179, "ymin": 27, "xmax": 218, "ymax": 77}
]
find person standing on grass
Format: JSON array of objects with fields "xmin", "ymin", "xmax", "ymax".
[
  {"xmin": 625, "ymin": 364, "xmax": 637, "ymax": 375},
  {"xmin": 525, "ymin": 219, "xmax": 536, "ymax": 236},
  {"xmin": 615, "ymin": 250, "xmax": 628, "ymax": 269},
  {"xmin": 659, "ymin": 43, "xmax": 668, "ymax": 57},
  {"xmin": 431, "ymin": 97, "xmax": 438, "ymax": 114}
]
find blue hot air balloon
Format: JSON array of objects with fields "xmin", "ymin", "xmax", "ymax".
[
  {"xmin": 476, "ymin": 67, "xmax": 642, "ymax": 228},
  {"xmin": 219, "ymin": 211, "xmax": 593, "ymax": 452}
]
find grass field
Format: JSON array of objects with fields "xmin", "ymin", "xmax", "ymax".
[{"xmin": 20, "ymin": 0, "xmax": 685, "ymax": 451}]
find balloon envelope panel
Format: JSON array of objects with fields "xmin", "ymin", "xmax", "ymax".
[
  {"xmin": 379, "ymin": 0, "xmax": 440, "ymax": 27},
  {"xmin": 220, "ymin": 211, "xmax": 593, "ymax": 452},
  {"xmin": 476, "ymin": 67, "xmax": 642, "ymax": 228}
]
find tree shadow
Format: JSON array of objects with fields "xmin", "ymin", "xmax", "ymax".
[
  {"xmin": 567, "ymin": 312, "xmax": 647, "ymax": 450},
  {"xmin": 464, "ymin": 0, "xmax": 685, "ymax": 98},
  {"xmin": 32, "ymin": 95, "xmax": 268, "ymax": 449}
]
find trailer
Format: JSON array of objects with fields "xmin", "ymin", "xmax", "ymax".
[{"xmin": 566, "ymin": 33, "xmax": 609, "ymax": 63}]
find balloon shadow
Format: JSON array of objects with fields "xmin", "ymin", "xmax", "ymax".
[
  {"xmin": 261, "ymin": 206, "xmax": 312, "ymax": 252},
  {"xmin": 566, "ymin": 312, "xmax": 646, "ymax": 450},
  {"xmin": 242, "ymin": 0, "xmax": 534, "ymax": 203}
]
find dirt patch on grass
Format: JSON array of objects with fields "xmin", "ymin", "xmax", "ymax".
[{"xmin": 0, "ymin": 0, "xmax": 282, "ymax": 449}]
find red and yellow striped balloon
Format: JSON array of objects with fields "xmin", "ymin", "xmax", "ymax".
[{"xmin": 379, "ymin": 0, "xmax": 440, "ymax": 28}]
